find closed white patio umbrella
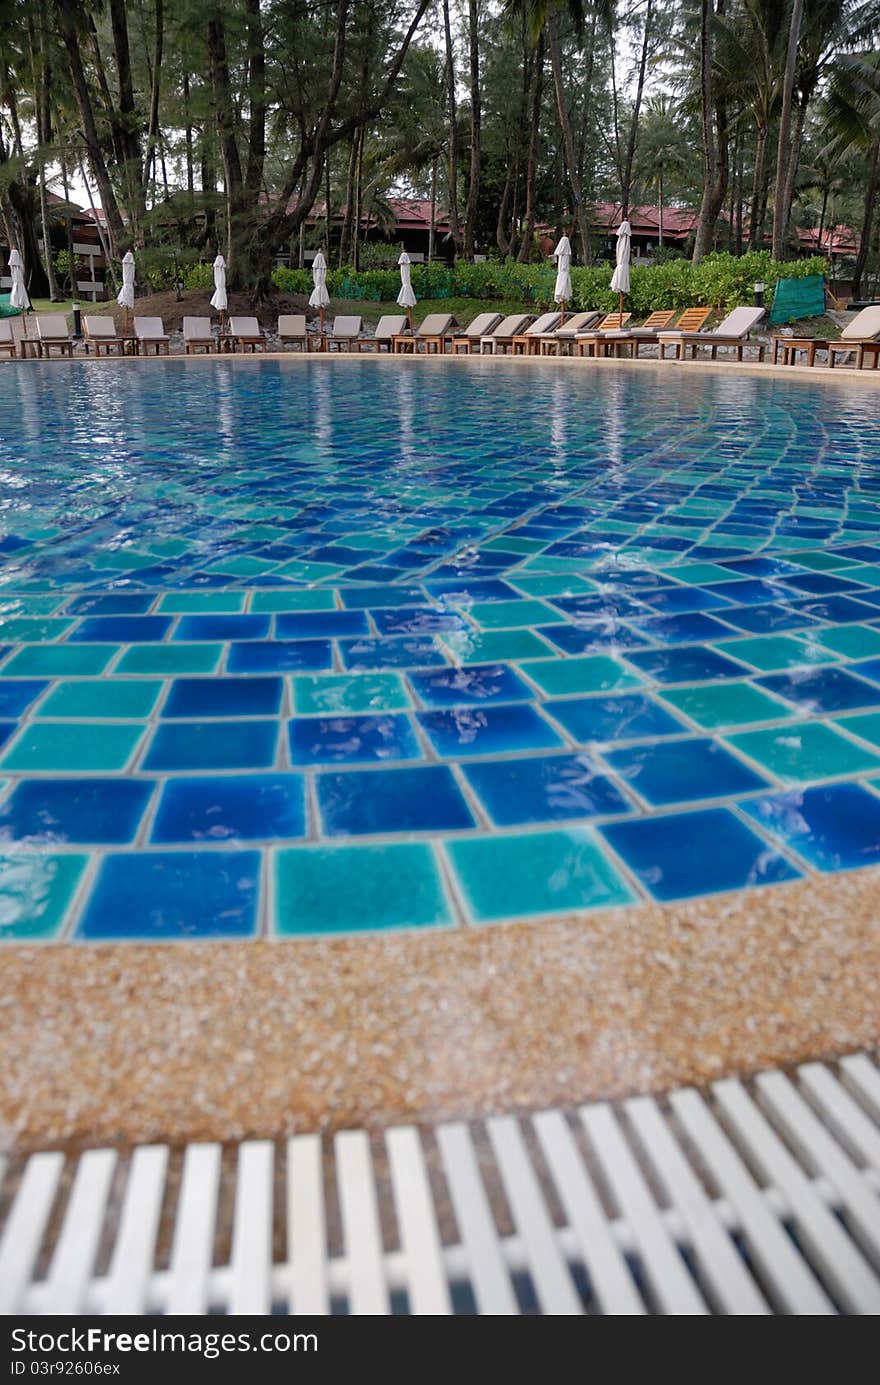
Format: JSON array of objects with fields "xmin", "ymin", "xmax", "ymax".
[
  {"xmin": 610, "ymin": 220, "xmax": 631, "ymax": 319},
  {"xmin": 117, "ymin": 250, "xmax": 135, "ymax": 337},
  {"xmin": 211, "ymin": 253, "xmax": 228, "ymax": 333},
  {"xmin": 397, "ymin": 250, "xmax": 417, "ymax": 333},
  {"xmin": 8, "ymin": 249, "xmax": 30, "ymax": 317},
  {"xmin": 309, "ymin": 250, "xmax": 330, "ymax": 341},
  {"xmin": 552, "ymin": 235, "xmax": 572, "ymax": 324}
]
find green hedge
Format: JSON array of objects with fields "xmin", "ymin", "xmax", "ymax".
[{"xmin": 271, "ymin": 251, "xmax": 829, "ymax": 315}]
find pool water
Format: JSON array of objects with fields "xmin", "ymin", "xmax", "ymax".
[{"xmin": 1, "ymin": 357, "xmax": 880, "ymax": 941}]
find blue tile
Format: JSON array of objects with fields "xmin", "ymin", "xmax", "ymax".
[
  {"xmin": 68, "ymin": 615, "xmax": 172, "ymax": 642},
  {"xmin": 538, "ymin": 623, "xmax": 648, "ymax": 654},
  {"xmin": 741, "ymin": 783, "xmax": 880, "ymax": 872},
  {"xmin": 639, "ymin": 586, "xmax": 733, "ymax": 613},
  {"xmin": 551, "ymin": 593, "xmax": 648, "ymax": 620},
  {"xmin": 0, "ymin": 777, "xmax": 153, "ymax": 843},
  {"xmin": 408, "ymin": 663, "xmax": 533, "ymax": 706},
  {"xmin": 0, "ymin": 679, "xmax": 48, "ymax": 717},
  {"xmin": 464, "ymin": 753, "xmax": 632, "ymax": 826},
  {"xmin": 77, "ymin": 850, "xmax": 260, "ymax": 938},
  {"xmin": 339, "ymin": 636, "xmax": 447, "ymax": 670},
  {"xmin": 371, "ymin": 607, "xmax": 467, "ymax": 636},
  {"xmin": 226, "ymin": 640, "xmax": 333, "ymax": 672},
  {"xmin": 151, "ymin": 774, "xmax": 306, "ymax": 843},
  {"xmin": 340, "ymin": 585, "xmax": 425, "ymax": 608},
  {"xmin": 601, "ymin": 808, "xmax": 800, "ymax": 901},
  {"xmin": 631, "ymin": 612, "xmax": 738, "ymax": 643},
  {"xmin": 716, "ymin": 603, "xmax": 816, "ymax": 635},
  {"xmin": 143, "ymin": 720, "xmax": 278, "ymax": 770},
  {"xmin": 417, "ymin": 704, "xmax": 561, "ymax": 756},
  {"xmin": 162, "ymin": 676, "xmax": 283, "ymax": 718},
  {"xmin": 706, "ymin": 579, "xmax": 789, "ymax": 606},
  {"xmin": 174, "ymin": 614, "xmax": 270, "ymax": 641},
  {"xmin": 289, "ymin": 713, "xmax": 421, "ymax": 764},
  {"xmin": 65, "ymin": 593, "xmax": 155, "ymax": 615},
  {"xmin": 546, "ymin": 692, "xmax": 688, "ymax": 743},
  {"xmin": 758, "ymin": 667, "xmax": 880, "ymax": 713},
  {"xmin": 0, "ymin": 722, "xmax": 15, "ymax": 750},
  {"xmin": 275, "ymin": 610, "xmax": 368, "ymax": 639},
  {"xmin": 781, "ymin": 572, "xmax": 863, "ymax": 595},
  {"xmin": 424, "ymin": 578, "xmax": 519, "ymax": 603},
  {"xmin": 624, "ymin": 646, "xmax": 749, "ymax": 684},
  {"xmin": 604, "ymin": 737, "xmax": 768, "ymax": 805},
  {"xmin": 317, "ymin": 765, "xmax": 474, "ymax": 834},
  {"xmin": 793, "ymin": 595, "xmax": 878, "ymax": 624},
  {"xmin": 852, "ymin": 658, "xmax": 880, "ymax": 686}
]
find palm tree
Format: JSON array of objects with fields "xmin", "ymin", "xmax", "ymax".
[
  {"xmin": 632, "ymin": 95, "xmax": 695, "ymax": 248},
  {"xmin": 823, "ymin": 48, "xmax": 880, "ymax": 294}
]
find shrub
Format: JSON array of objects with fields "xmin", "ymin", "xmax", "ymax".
[{"xmin": 183, "ymin": 261, "xmax": 215, "ymax": 292}]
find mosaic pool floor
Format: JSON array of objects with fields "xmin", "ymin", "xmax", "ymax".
[{"xmin": 2, "ymin": 357, "xmax": 880, "ymax": 942}]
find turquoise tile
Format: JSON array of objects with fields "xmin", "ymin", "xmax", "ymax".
[
  {"xmin": 291, "ymin": 672, "xmax": 411, "ymax": 714},
  {"xmin": 274, "ymin": 843, "xmax": 452, "ymax": 933},
  {"xmin": 0, "ymin": 617, "xmax": 73, "ymax": 642},
  {"xmin": 0, "ymin": 853, "xmax": 88, "ymax": 940},
  {"xmin": 116, "ymin": 644, "xmax": 223, "ymax": 674},
  {"xmin": 468, "ymin": 599, "xmax": 564, "ymax": 628},
  {"xmin": 726, "ymin": 723, "xmax": 880, "ymax": 783},
  {"xmin": 251, "ymin": 589, "xmax": 337, "ymax": 612},
  {"xmin": 37, "ymin": 679, "xmax": 163, "ymax": 719},
  {"xmin": 446, "ymin": 829, "xmax": 635, "ymax": 922},
  {"xmin": 1, "ymin": 722, "xmax": 145, "ymax": 771},
  {"xmin": 509, "ymin": 575, "xmax": 597, "ymax": 598},
  {"xmin": 1, "ymin": 645, "xmax": 116, "ymax": 676},
  {"xmin": 158, "ymin": 591, "xmax": 247, "ymax": 613},
  {"xmin": 441, "ymin": 628, "xmax": 557, "ymax": 664},
  {"xmin": 521, "ymin": 655, "xmax": 643, "ymax": 697}
]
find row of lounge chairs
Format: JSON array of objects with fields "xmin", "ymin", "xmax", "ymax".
[{"xmin": 3, "ymin": 304, "xmax": 878, "ymax": 367}]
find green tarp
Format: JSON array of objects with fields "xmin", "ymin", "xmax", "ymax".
[
  {"xmin": 769, "ymin": 274, "xmax": 826, "ymax": 325},
  {"xmin": 0, "ymin": 294, "xmax": 19, "ymax": 319}
]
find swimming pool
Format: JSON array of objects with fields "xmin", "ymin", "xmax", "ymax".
[{"xmin": 1, "ymin": 356, "xmax": 880, "ymax": 942}]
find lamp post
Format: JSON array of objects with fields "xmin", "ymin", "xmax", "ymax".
[{"xmin": 754, "ymin": 281, "xmax": 765, "ymax": 308}]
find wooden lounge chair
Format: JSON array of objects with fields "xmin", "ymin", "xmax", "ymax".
[
  {"xmin": 826, "ymin": 306, "xmax": 880, "ymax": 369},
  {"xmin": 327, "ymin": 315, "xmax": 363, "ymax": 351},
  {"xmin": 0, "ymin": 319, "xmax": 17, "ymax": 358},
  {"xmin": 182, "ymin": 316, "xmax": 216, "ymax": 354},
  {"xmin": 277, "ymin": 315, "xmax": 310, "ymax": 351},
  {"xmin": 536, "ymin": 312, "xmax": 602, "ymax": 355},
  {"xmin": 357, "ymin": 315, "xmax": 408, "ymax": 352},
  {"xmin": 228, "ymin": 315, "xmax": 266, "ymax": 352},
  {"xmin": 599, "ymin": 309, "xmax": 700, "ymax": 359},
  {"xmin": 133, "ymin": 316, "xmax": 170, "ymax": 356},
  {"xmin": 506, "ymin": 312, "xmax": 563, "ymax": 355},
  {"xmin": 657, "ymin": 305, "xmax": 765, "ymax": 361},
  {"xmin": 83, "ymin": 316, "xmax": 125, "ymax": 355},
  {"xmin": 574, "ymin": 313, "xmax": 633, "ymax": 357},
  {"xmin": 476, "ymin": 313, "xmax": 535, "ymax": 355},
  {"xmin": 392, "ymin": 313, "xmax": 457, "ymax": 354},
  {"xmin": 31, "ymin": 313, "xmax": 73, "ymax": 358},
  {"xmin": 447, "ymin": 312, "xmax": 504, "ymax": 354}
]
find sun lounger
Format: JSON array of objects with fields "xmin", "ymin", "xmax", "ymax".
[
  {"xmin": 826, "ymin": 305, "xmax": 880, "ymax": 369},
  {"xmin": 505, "ymin": 312, "xmax": 563, "ymax": 355},
  {"xmin": 357, "ymin": 315, "xmax": 408, "ymax": 352},
  {"xmin": 446, "ymin": 312, "xmax": 505, "ymax": 354},
  {"xmin": 327, "ymin": 315, "xmax": 363, "ymax": 351},
  {"xmin": 392, "ymin": 313, "xmax": 457, "ymax": 354},
  {"xmin": 182, "ymin": 316, "xmax": 216, "ymax": 354},
  {"xmin": 573, "ymin": 312, "xmax": 633, "ymax": 357},
  {"xmin": 133, "ymin": 316, "xmax": 170, "ymax": 355},
  {"xmin": 31, "ymin": 313, "xmax": 73, "ymax": 357},
  {"xmin": 535, "ymin": 312, "xmax": 602, "ymax": 355},
  {"xmin": 277, "ymin": 315, "xmax": 310, "ymax": 351},
  {"xmin": 83, "ymin": 316, "xmax": 125, "ymax": 355},
  {"xmin": 657, "ymin": 305, "xmax": 765, "ymax": 361},
  {"xmin": 228, "ymin": 315, "xmax": 266, "ymax": 352},
  {"xmin": 476, "ymin": 313, "xmax": 536, "ymax": 355},
  {"xmin": 598, "ymin": 309, "xmax": 707, "ymax": 359},
  {"xmin": 0, "ymin": 319, "xmax": 16, "ymax": 357}
]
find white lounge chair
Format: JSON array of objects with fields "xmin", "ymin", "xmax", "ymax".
[
  {"xmin": 278, "ymin": 315, "xmax": 310, "ymax": 351},
  {"xmin": 32, "ymin": 313, "xmax": 73, "ymax": 357},
  {"xmin": 507, "ymin": 312, "xmax": 566, "ymax": 355},
  {"xmin": 83, "ymin": 316, "xmax": 125, "ymax": 355},
  {"xmin": 392, "ymin": 313, "xmax": 457, "ymax": 354},
  {"xmin": 228, "ymin": 315, "xmax": 266, "ymax": 352},
  {"xmin": 357, "ymin": 315, "xmax": 408, "ymax": 352},
  {"xmin": 183, "ymin": 316, "xmax": 216, "ymax": 354},
  {"xmin": 658, "ymin": 305, "xmax": 765, "ymax": 361},
  {"xmin": 327, "ymin": 315, "xmax": 363, "ymax": 351},
  {"xmin": 827, "ymin": 305, "xmax": 880, "ymax": 369},
  {"xmin": 134, "ymin": 316, "xmax": 170, "ymax": 355},
  {"xmin": 477, "ymin": 313, "xmax": 535, "ymax": 355},
  {"xmin": 447, "ymin": 312, "xmax": 504, "ymax": 354},
  {"xmin": 535, "ymin": 311, "xmax": 601, "ymax": 355}
]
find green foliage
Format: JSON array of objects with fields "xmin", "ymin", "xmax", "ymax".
[
  {"xmin": 271, "ymin": 266, "xmax": 318, "ymax": 296},
  {"xmin": 183, "ymin": 261, "xmax": 215, "ymax": 291}
]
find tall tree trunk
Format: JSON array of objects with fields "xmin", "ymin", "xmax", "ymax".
[
  {"xmin": 353, "ymin": 126, "xmax": 365, "ymax": 272},
  {"xmin": 621, "ymin": 0, "xmax": 654, "ymax": 216},
  {"xmin": 657, "ymin": 171, "xmax": 664, "ymax": 247},
  {"xmin": 817, "ymin": 184, "xmax": 829, "ymax": 252},
  {"xmin": 429, "ymin": 155, "xmax": 437, "ymax": 263},
  {"xmin": 108, "ymin": 0, "xmax": 146, "ymax": 231},
  {"xmin": 207, "ymin": 12, "xmax": 245, "ymax": 277},
  {"xmin": 517, "ymin": 31, "xmax": 544, "ymax": 263},
  {"xmin": 244, "ymin": 0, "xmax": 266, "ymax": 197},
  {"xmin": 748, "ymin": 123, "xmax": 768, "ymax": 249},
  {"xmin": 852, "ymin": 136, "xmax": 879, "ymax": 297},
  {"xmin": 693, "ymin": 0, "xmax": 716, "ymax": 262},
  {"xmin": 29, "ymin": 4, "xmax": 60, "ymax": 298},
  {"xmin": 183, "ymin": 73, "xmax": 194, "ymax": 194},
  {"xmin": 779, "ymin": 94, "xmax": 808, "ymax": 256},
  {"xmin": 442, "ymin": 0, "xmax": 461, "ymax": 256},
  {"xmin": 143, "ymin": 0, "xmax": 164, "ymax": 205},
  {"xmin": 55, "ymin": 0, "xmax": 126, "ymax": 252},
  {"xmin": 547, "ymin": 10, "xmax": 592, "ymax": 264},
  {"xmin": 771, "ymin": 0, "xmax": 804, "ymax": 260},
  {"xmin": 463, "ymin": 0, "xmax": 481, "ymax": 259},
  {"xmin": 338, "ymin": 137, "xmax": 358, "ymax": 266}
]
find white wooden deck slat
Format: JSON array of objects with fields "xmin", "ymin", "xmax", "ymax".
[
  {"xmin": 43, "ymin": 1150, "xmax": 117, "ymax": 1316},
  {"xmin": 486, "ymin": 1115, "xmax": 582, "ymax": 1315},
  {"xmin": 669, "ymin": 1087, "xmax": 834, "ymax": 1314},
  {"xmin": 797, "ymin": 1062, "xmax": 880, "ymax": 1168},
  {"xmin": 165, "ymin": 1143, "xmax": 222, "ymax": 1315},
  {"xmin": 287, "ymin": 1134, "xmax": 329, "ymax": 1315},
  {"xmin": 0, "ymin": 1152, "xmax": 65, "ymax": 1315},
  {"xmin": 758, "ymin": 1072, "xmax": 880, "ymax": 1267},
  {"xmin": 386, "ymin": 1126, "xmax": 452, "ymax": 1315},
  {"xmin": 716, "ymin": 1078, "xmax": 880, "ymax": 1313},
  {"xmin": 435, "ymin": 1122, "xmax": 517, "ymax": 1315},
  {"xmin": 229, "ymin": 1141, "xmax": 274, "ymax": 1315},
  {"xmin": 102, "ymin": 1146, "xmax": 168, "ymax": 1315},
  {"xmin": 334, "ymin": 1131, "xmax": 389, "ymax": 1315},
  {"xmin": 625, "ymin": 1096, "xmax": 770, "ymax": 1315},
  {"xmin": 532, "ymin": 1109, "xmax": 645, "ymax": 1314},
  {"xmin": 840, "ymin": 1054, "xmax": 880, "ymax": 1123},
  {"xmin": 579, "ymin": 1103, "xmax": 707, "ymax": 1315}
]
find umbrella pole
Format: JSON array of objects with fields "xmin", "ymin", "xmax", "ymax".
[
  {"xmin": 319, "ymin": 306, "xmax": 325, "ymax": 350},
  {"xmin": 618, "ymin": 292, "xmax": 624, "ymax": 321},
  {"xmin": 560, "ymin": 302, "xmax": 566, "ymax": 326},
  {"xmin": 408, "ymin": 307, "xmax": 413, "ymax": 333}
]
